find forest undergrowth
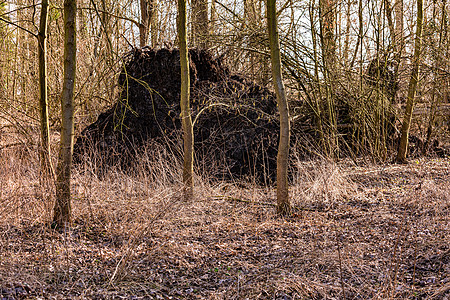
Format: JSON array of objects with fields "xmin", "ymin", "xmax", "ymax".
[{"xmin": 0, "ymin": 127, "xmax": 449, "ymax": 299}]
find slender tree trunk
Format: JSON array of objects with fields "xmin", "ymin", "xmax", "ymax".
[
  {"xmin": 210, "ymin": 0, "xmax": 217, "ymax": 38},
  {"xmin": 139, "ymin": 0, "xmax": 155, "ymax": 47},
  {"xmin": 319, "ymin": 0, "xmax": 336, "ymax": 72},
  {"xmin": 191, "ymin": 0, "xmax": 208, "ymax": 48},
  {"xmin": 38, "ymin": 0, "xmax": 54, "ymax": 183},
  {"xmin": 53, "ymin": 0, "xmax": 77, "ymax": 228},
  {"xmin": 424, "ymin": 0, "xmax": 446, "ymax": 153},
  {"xmin": 397, "ymin": 0, "xmax": 423, "ymax": 163},
  {"xmin": 384, "ymin": 0, "xmax": 402, "ymax": 106},
  {"xmin": 343, "ymin": 0, "xmax": 351, "ymax": 65},
  {"xmin": 319, "ymin": 0, "xmax": 338, "ymax": 159},
  {"xmin": 310, "ymin": 0, "xmax": 326, "ymax": 151},
  {"xmin": 151, "ymin": 0, "xmax": 158, "ymax": 47},
  {"xmin": 244, "ymin": 0, "xmax": 256, "ymax": 77},
  {"xmin": 384, "ymin": 0, "xmax": 395, "ymax": 49},
  {"xmin": 350, "ymin": 0, "xmax": 363, "ymax": 69},
  {"xmin": 100, "ymin": 0, "xmax": 113, "ymax": 58},
  {"xmin": 178, "ymin": 0, "xmax": 194, "ymax": 200},
  {"xmin": 384, "ymin": 0, "xmax": 394, "ymax": 31},
  {"xmin": 393, "ymin": 0, "xmax": 404, "ymax": 102},
  {"xmin": 267, "ymin": 0, "xmax": 291, "ymax": 216},
  {"xmin": 394, "ymin": 0, "xmax": 404, "ymax": 58}
]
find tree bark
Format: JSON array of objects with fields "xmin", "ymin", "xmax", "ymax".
[
  {"xmin": 319, "ymin": 0, "xmax": 338, "ymax": 159},
  {"xmin": 394, "ymin": 0, "xmax": 404, "ymax": 57},
  {"xmin": 38, "ymin": 0, "xmax": 54, "ymax": 184},
  {"xmin": 139, "ymin": 0, "xmax": 155, "ymax": 47},
  {"xmin": 319, "ymin": 0, "xmax": 336, "ymax": 72},
  {"xmin": 178, "ymin": 0, "xmax": 194, "ymax": 200},
  {"xmin": 150, "ymin": 0, "xmax": 158, "ymax": 47},
  {"xmin": 393, "ymin": 0, "xmax": 405, "ymax": 101},
  {"xmin": 191, "ymin": 0, "xmax": 208, "ymax": 48},
  {"xmin": 267, "ymin": 0, "xmax": 291, "ymax": 216},
  {"xmin": 396, "ymin": 0, "xmax": 423, "ymax": 163},
  {"xmin": 384, "ymin": 0, "xmax": 395, "ymax": 47},
  {"xmin": 350, "ymin": 0, "xmax": 363, "ymax": 69},
  {"xmin": 383, "ymin": 0, "xmax": 403, "ymax": 105},
  {"xmin": 309, "ymin": 0, "xmax": 326, "ymax": 152},
  {"xmin": 53, "ymin": 0, "xmax": 77, "ymax": 228},
  {"xmin": 424, "ymin": 0, "xmax": 446, "ymax": 153},
  {"xmin": 210, "ymin": 0, "xmax": 217, "ymax": 38}
]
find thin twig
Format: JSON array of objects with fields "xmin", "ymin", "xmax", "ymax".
[{"xmin": 0, "ymin": 17, "xmax": 37, "ymax": 37}]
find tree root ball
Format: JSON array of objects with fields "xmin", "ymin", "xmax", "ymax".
[{"xmin": 74, "ymin": 47, "xmax": 281, "ymax": 182}]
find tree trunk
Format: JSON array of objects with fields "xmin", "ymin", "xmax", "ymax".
[
  {"xmin": 38, "ymin": 0, "xmax": 54, "ymax": 184},
  {"xmin": 393, "ymin": 0, "xmax": 404, "ymax": 102},
  {"xmin": 424, "ymin": 0, "xmax": 446, "ymax": 153},
  {"xmin": 267, "ymin": 0, "xmax": 291, "ymax": 216},
  {"xmin": 343, "ymin": 0, "xmax": 351, "ymax": 65},
  {"xmin": 384, "ymin": 0, "xmax": 395, "ymax": 48},
  {"xmin": 53, "ymin": 0, "xmax": 77, "ymax": 228},
  {"xmin": 319, "ymin": 0, "xmax": 338, "ymax": 159},
  {"xmin": 139, "ymin": 0, "xmax": 155, "ymax": 47},
  {"xmin": 384, "ymin": 0, "xmax": 403, "ymax": 106},
  {"xmin": 394, "ymin": 0, "xmax": 404, "ymax": 58},
  {"xmin": 350, "ymin": 0, "xmax": 363, "ymax": 69},
  {"xmin": 151, "ymin": 0, "xmax": 158, "ymax": 47},
  {"xmin": 310, "ymin": 0, "xmax": 326, "ymax": 151},
  {"xmin": 396, "ymin": 0, "xmax": 423, "ymax": 163},
  {"xmin": 191, "ymin": 0, "xmax": 208, "ymax": 48},
  {"xmin": 210, "ymin": 0, "xmax": 217, "ymax": 38},
  {"xmin": 178, "ymin": 0, "xmax": 194, "ymax": 200},
  {"xmin": 320, "ymin": 0, "xmax": 336, "ymax": 72}
]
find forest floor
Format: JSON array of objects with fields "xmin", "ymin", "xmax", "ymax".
[{"xmin": 0, "ymin": 141, "xmax": 449, "ymax": 299}]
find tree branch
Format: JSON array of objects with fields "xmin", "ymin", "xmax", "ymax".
[
  {"xmin": 78, "ymin": 6, "xmax": 140, "ymax": 27},
  {"xmin": 0, "ymin": 17, "xmax": 37, "ymax": 38}
]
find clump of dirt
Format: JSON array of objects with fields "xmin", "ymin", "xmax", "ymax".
[{"xmin": 73, "ymin": 47, "xmax": 280, "ymax": 182}]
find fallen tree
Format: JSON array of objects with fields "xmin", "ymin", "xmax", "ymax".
[
  {"xmin": 74, "ymin": 47, "xmax": 281, "ymax": 182},
  {"xmin": 73, "ymin": 48, "xmax": 448, "ymax": 181}
]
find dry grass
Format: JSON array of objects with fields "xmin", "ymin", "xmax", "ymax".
[{"xmin": 0, "ymin": 124, "xmax": 449, "ymax": 299}]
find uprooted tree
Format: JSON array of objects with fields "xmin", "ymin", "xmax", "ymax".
[{"xmin": 74, "ymin": 47, "xmax": 282, "ymax": 183}]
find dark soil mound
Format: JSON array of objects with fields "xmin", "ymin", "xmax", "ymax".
[{"xmin": 74, "ymin": 48, "xmax": 280, "ymax": 182}]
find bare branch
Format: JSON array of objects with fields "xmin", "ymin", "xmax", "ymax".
[{"xmin": 0, "ymin": 17, "xmax": 37, "ymax": 38}]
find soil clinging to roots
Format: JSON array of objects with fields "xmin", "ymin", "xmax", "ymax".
[{"xmin": 74, "ymin": 47, "xmax": 281, "ymax": 182}]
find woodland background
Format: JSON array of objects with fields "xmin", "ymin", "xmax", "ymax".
[{"xmin": 0, "ymin": 0, "xmax": 449, "ymax": 299}]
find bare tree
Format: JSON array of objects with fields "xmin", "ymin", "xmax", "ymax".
[
  {"xmin": 53, "ymin": 0, "xmax": 77, "ymax": 228},
  {"xmin": 191, "ymin": 0, "xmax": 208, "ymax": 48},
  {"xmin": 151, "ymin": 1, "xmax": 158, "ymax": 47},
  {"xmin": 394, "ymin": 0, "xmax": 404, "ymax": 78},
  {"xmin": 178, "ymin": 0, "xmax": 194, "ymax": 200},
  {"xmin": 267, "ymin": 0, "xmax": 291, "ymax": 216},
  {"xmin": 424, "ymin": 0, "xmax": 447, "ymax": 153},
  {"xmin": 397, "ymin": 0, "xmax": 423, "ymax": 163},
  {"xmin": 38, "ymin": 0, "xmax": 54, "ymax": 184},
  {"xmin": 139, "ymin": 0, "xmax": 155, "ymax": 47},
  {"xmin": 319, "ymin": 0, "xmax": 338, "ymax": 158}
]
